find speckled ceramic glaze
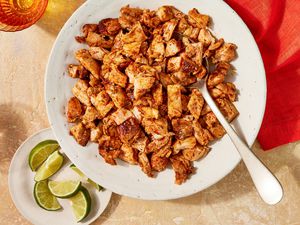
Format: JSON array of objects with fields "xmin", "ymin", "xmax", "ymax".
[{"xmin": 45, "ymin": 0, "xmax": 266, "ymax": 200}]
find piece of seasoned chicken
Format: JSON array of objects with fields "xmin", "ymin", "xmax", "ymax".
[
  {"xmin": 181, "ymin": 53, "xmax": 200, "ymax": 75},
  {"xmin": 162, "ymin": 19, "xmax": 178, "ymax": 41},
  {"xmin": 147, "ymin": 35, "xmax": 165, "ymax": 62},
  {"xmin": 88, "ymin": 46, "xmax": 109, "ymax": 61},
  {"xmin": 193, "ymin": 120, "xmax": 214, "ymax": 145},
  {"xmin": 207, "ymin": 62, "xmax": 230, "ymax": 88},
  {"xmin": 90, "ymin": 90, "xmax": 114, "ymax": 118},
  {"xmin": 122, "ymin": 22, "xmax": 147, "ymax": 44},
  {"xmin": 167, "ymin": 56, "xmax": 183, "ymax": 73},
  {"xmin": 215, "ymin": 98, "xmax": 239, "ymax": 122},
  {"xmin": 72, "ymin": 79, "xmax": 91, "ymax": 106},
  {"xmin": 152, "ymin": 83, "xmax": 163, "ymax": 107},
  {"xmin": 67, "ymin": 97, "xmax": 83, "ymax": 123},
  {"xmin": 86, "ymin": 32, "xmax": 114, "ymax": 49},
  {"xmin": 111, "ymin": 108, "xmax": 134, "ymax": 125},
  {"xmin": 119, "ymin": 5, "xmax": 144, "ymax": 29},
  {"xmin": 105, "ymin": 83, "xmax": 128, "ymax": 109},
  {"xmin": 117, "ymin": 117, "xmax": 141, "ymax": 144},
  {"xmin": 137, "ymin": 107, "xmax": 159, "ymax": 119},
  {"xmin": 75, "ymin": 49, "xmax": 101, "ymax": 79},
  {"xmin": 171, "ymin": 115, "xmax": 194, "ymax": 139},
  {"xmin": 182, "ymin": 145, "xmax": 210, "ymax": 161},
  {"xmin": 98, "ymin": 18, "xmax": 121, "ymax": 36},
  {"xmin": 142, "ymin": 118, "xmax": 169, "ymax": 137},
  {"xmin": 170, "ymin": 153, "xmax": 194, "ymax": 185},
  {"xmin": 215, "ymin": 82, "xmax": 237, "ymax": 102},
  {"xmin": 104, "ymin": 64, "xmax": 127, "ymax": 88},
  {"xmin": 119, "ymin": 144, "xmax": 138, "ymax": 165},
  {"xmin": 159, "ymin": 72, "xmax": 174, "ymax": 87},
  {"xmin": 187, "ymin": 89, "xmax": 204, "ymax": 119},
  {"xmin": 165, "ymin": 39, "xmax": 182, "ymax": 57},
  {"xmin": 151, "ymin": 153, "xmax": 169, "ymax": 172},
  {"xmin": 131, "ymin": 131, "xmax": 149, "ymax": 152},
  {"xmin": 167, "ymin": 84, "xmax": 182, "ymax": 119},
  {"xmin": 203, "ymin": 112, "xmax": 226, "ymax": 138},
  {"xmin": 99, "ymin": 148, "xmax": 122, "ymax": 165},
  {"xmin": 171, "ymin": 71, "xmax": 197, "ymax": 86},
  {"xmin": 146, "ymin": 136, "xmax": 171, "ymax": 153},
  {"xmin": 138, "ymin": 152, "xmax": 153, "ymax": 177},
  {"xmin": 173, "ymin": 136, "xmax": 197, "ymax": 154},
  {"xmin": 98, "ymin": 134, "xmax": 123, "ymax": 150},
  {"xmin": 140, "ymin": 10, "xmax": 161, "ymax": 28},
  {"xmin": 82, "ymin": 106, "xmax": 100, "ymax": 126},
  {"xmin": 185, "ymin": 42, "xmax": 203, "ymax": 66},
  {"xmin": 156, "ymin": 6, "xmax": 174, "ymax": 22},
  {"xmin": 68, "ymin": 64, "xmax": 89, "ymax": 79},
  {"xmin": 70, "ymin": 122, "xmax": 90, "ymax": 146},
  {"xmin": 198, "ymin": 28, "xmax": 215, "ymax": 47},
  {"xmin": 213, "ymin": 43, "xmax": 237, "ymax": 63},
  {"xmin": 188, "ymin": 8, "xmax": 210, "ymax": 28},
  {"xmin": 90, "ymin": 124, "xmax": 103, "ymax": 142}
]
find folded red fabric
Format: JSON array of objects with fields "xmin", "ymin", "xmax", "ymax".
[{"xmin": 225, "ymin": 0, "xmax": 300, "ymax": 150}]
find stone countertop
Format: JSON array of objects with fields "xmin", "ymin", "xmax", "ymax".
[{"xmin": 0, "ymin": 1, "xmax": 299, "ymax": 225}]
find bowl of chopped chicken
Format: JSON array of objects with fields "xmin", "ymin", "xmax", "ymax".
[{"xmin": 45, "ymin": 0, "xmax": 266, "ymax": 200}]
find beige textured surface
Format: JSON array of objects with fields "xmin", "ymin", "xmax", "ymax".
[{"xmin": 0, "ymin": 1, "xmax": 299, "ymax": 225}]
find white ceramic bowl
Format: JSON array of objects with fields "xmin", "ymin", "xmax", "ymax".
[{"xmin": 45, "ymin": 0, "xmax": 266, "ymax": 200}]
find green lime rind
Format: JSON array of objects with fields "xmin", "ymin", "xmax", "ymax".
[
  {"xmin": 34, "ymin": 151, "xmax": 64, "ymax": 182},
  {"xmin": 29, "ymin": 140, "xmax": 60, "ymax": 171},
  {"xmin": 34, "ymin": 180, "xmax": 62, "ymax": 211},
  {"xmin": 69, "ymin": 186, "xmax": 91, "ymax": 222},
  {"xmin": 70, "ymin": 164, "xmax": 104, "ymax": 191},
  {"xmin": 48, "ymin": 180, "xmax": 81, "ymax": 199}
]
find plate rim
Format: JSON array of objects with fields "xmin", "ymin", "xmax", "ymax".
[
  {"xmin": 44, "ymin": 0, "xmax": 266, "ymax": 200},
  {"xmin": 8, "ymin": 127, "xmax": 112, "ymax": 225}
]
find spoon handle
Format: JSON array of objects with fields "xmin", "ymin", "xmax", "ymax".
[{"xmin": 201, "ymin": 88, "xmax": 283, "ymax": 205}]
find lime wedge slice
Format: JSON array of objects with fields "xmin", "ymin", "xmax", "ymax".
[
  {"xmin": 34, "ymin": 180, "xmax": 62, "ymax": 211},
  {"xmin": 48, "ymin": 180, "xmax": 81, "ymax": 198},
  {"xmin": 34, "ymin": 151, "xmax": 64, "ymax": 182},
  {"xmin": 70, "ymin": 164, "xmax": 103, "ymax": 191},
  {"xmin": 69, "ymin": 186, "xmax": 91, "ymax": 222},
  {"xmin": 29, "ymin": 140, "xmax": 60, "ymax": 171}
]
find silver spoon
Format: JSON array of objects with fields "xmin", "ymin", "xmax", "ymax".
[{"xmin": 189, "ymin": 59, "xmax": 283, "ymax": 205}]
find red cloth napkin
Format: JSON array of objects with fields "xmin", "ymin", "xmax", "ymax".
[{"xmin": 225, "ymin": 0, "xmax": 300, "ymax": 150}]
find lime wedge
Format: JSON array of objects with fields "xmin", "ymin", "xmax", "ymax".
[
  {"xmin": 70, "ymin": 164, "xmax": 103, "ymax": 191},
  {"xmin": 34, "ymin": 151, "xmax": 64, "ymax": 182},
  {"xmin": 34, "ymin": 180, "xmax": 62, "ymax": 211},
  {"xmin": 29, "ymin": 140, "xmax": 60, "ymax": 171},
  {"xmin": 69, "ymin": 186, "xmax": 91, "ymax": 222},
  {"xmin": 48, "ymin": 180, "xmax": 81, "ymax": 198}
]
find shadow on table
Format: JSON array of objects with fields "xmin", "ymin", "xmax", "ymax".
[
  {"xmin": 36, "ymin": 0, "xmax": 85, "ymax": 36},
  {"xmin": 92, "ymin": 194, "xmax": 122, "ymax": 224}
]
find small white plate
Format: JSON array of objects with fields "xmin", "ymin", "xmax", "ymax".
[
  {"xmin": 8, "ymin": 128, "xmax": 112, "ymax": 225},
  {"xmin": 45, "ymin": 0, "xmax": 266, "ymax": 200}
]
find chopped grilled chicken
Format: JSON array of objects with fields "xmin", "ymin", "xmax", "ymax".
[
  {"xmin": 181, "ymin": 94, "xmax": 190, "ymax": 112},
  {"xmin": 185, "ymin": 42, "xmax": 203, "ymax": 66},
  {"xmin": 75, "ymin": 49, "xmax": 101, "ymax": 79},
  {"xmin": 102, "ymin": 51, "xmax": 131, "ymax": 69},
  {"xmin": 148, "ymin": 35, "xmax": 165, "ymax": 62},
  {"xmin": 159, "ymin": 72, "xmax": 174, "ymax": 87},
  {"xmin": 201, "ymin": 103, "xmax": 212, "ymax": 116},
  {"xmin": 122, "ymin": 42, "xmax": 142, "ymax": 59},
  {"xmin": 167, "ymin": 56, "xmax": 183, "ymax": 73},
  {"xmin": 198, "ymin": 28, "xmax": 215, "ymax": 47},
  {"xmin": 182, "ymin": 145, "xmax": 210, "ymax": 161},
  {"xmin": 117, "ymin": 117, "xmax": 140, "ymax": 144},
  {"xmin": 140, "ymin": 10, "xmax": 161, "ymax": 28},
  {"xmin": 203, "ymin": 112, "xmax": 226, "ymax": 138},
  {"xmin": 67, "ymin": 97, "xmax": 83, "ymax": 123},
  {"xmin": 90, "ymin": 124, "xmax": 103, "ymax": 142},
  {"xmin": 138, "ymin": 152, "xmax": 153, "ymax": 177},
  {"xmin": 104, "ymin": 64, "xmax": 127, "ymax": 88},
  {"xmin": 89, "ymin": 75, "xmax": 100, "ymax": 87},
  {"xmin": 88, "ymin": 46, "xmax": 109, "ymax": 61},
  {"xmin": 204, "ymin": 38, "xmax": 224, "ymax": 58},
  {"xmin": 171, "ymin": 71, "xmax": 197, "ymax": 86},
  {"xmin": 142, "ymin": 118, "xmax": 169, "ymax": 137},
  {"xmin": 207, "ymin": 62, "xmax": 230, "ymax": 88},
  {"xmin": 81, "ymin": 24, "xmax": 98, "ymax": 38},
  {"xmin": 172, "ymin": 115, "xmax": 194, "ymax": 139},
  {"xmin": 82, "ymin": 106, "xmax": 100, "ymax": 125},
  {"xmin": 184, "ymin": 27, "xmax": 201, "ymax": 41},
  {"xmin": 105, "ymin": 84, "xmax": 128, "ymax": 108},
  {"xmin": 162, "ymin": 19, "xmax": 178, "ymax": 41},
  {"xmin": 173, "ymin": 136, "xmax": 197, "ymax": 154},
  {"xmin": 181, "ymin": 53, "xmax": 200, "ymax": 75},
  {"xmin": 138, "ymin": 107, "xmax": 159, "ymax": 119},
  {"xmin": 213, "ymin": 43, "xmax": 237, "ymax": 63},
  {"xmin": 146, "ymin": 136, "xmax": 171, "ymax": 153},
  {"xmin": 98, "ymin": 134, "xmax": 122, "ymax": 150},
  {"xmin": 187, "ymin": 89, "xmax": 204, "ymax": 119},
  {"xmin": 98, "ymin": 18, "xmax": 121, "ymax": 36},
  {"xmin": 72, "ymin": 79, "xmax": 91, "ymax": 106},
  {"xmin": 167, "ymin": 84, "xmax": 182, "ymax": 119},
  {"xmin": 215, "ymin": 82, "xmax": 237, "ymax": 102},
  {"xmin": 215, "ymin": 98, "xmax": 239, "ymax": 122},
  {"xmin": 111, "ymin": 108, "xmax": 134, "ymax": 125},
  {"xmin": 119, "ymin": 144, "xmax": 138, "ymax": 165},
  {"xmin": 152, "ymin": 83, "xmax": 163, "ymax": 106},
  {"xmin": 122, "ymin": 22, "xmax": 147, "ymax": 44},
  {"xmin": 119, "ymin": 5, "xmax": 143, "ymax": 29},
  {"xmin": 151, "ymin": 153, "xmax": 169, "ymax": 171},
  {"xmin": 134, "ymin": 75, "xmax": 156, "ymax": 99},
  {"xmin": 156, "ymin": 6, "xmax": 174, "ymax": 22},
  {"xmin": 99, "ymin": 148, "xmax": 122, "ymax": 165},
  {"xmin": 68, "ymin": 64, "xmax": 89, "ymax": 79},
  {"xmin": 170, "ymin": 153, "xmax": 194, "ymax": 185},
  {"xmin": 165, "ymin": 39, "xmax": 182, "ymax": 57},
  {"xmin": 86, "ymin": 32, "xmax": 114, "ymax": 49},
  {"xmin": 131, "ymin": 132, "xmax": 149, "ymax": 152},
  {"xmin": 188, "ymin": 8, "xmax": 210, "ymax": 28},
  {"xmin": 90, "ymin": 90, "xmax": 114, "ymax": 118},
  {"xmin": 70, "ymin": 122, "xmax": 90, "ymax": 146},
  {"xmin": 193, "ymin": 120, "xmax": 214, "ymax": 145}
]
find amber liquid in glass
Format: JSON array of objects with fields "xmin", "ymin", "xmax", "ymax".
[{"xmin": 0, "ymin": 0, "xmax": 48, "ymax": 31}]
